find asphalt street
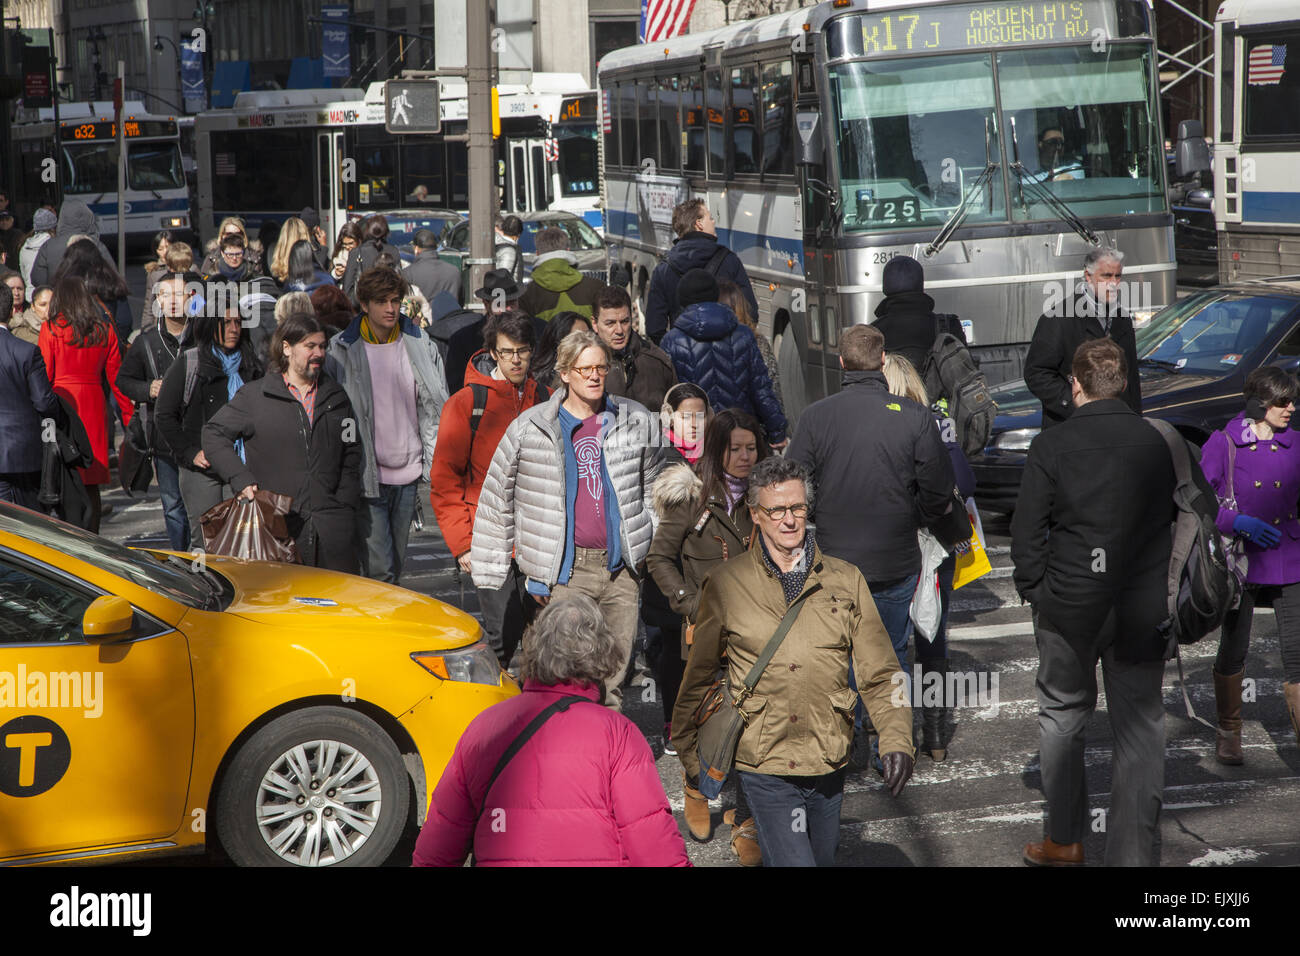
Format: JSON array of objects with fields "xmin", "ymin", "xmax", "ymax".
[{"xmin": 103, "ymin": 261, "xmax": 1298, "ymax": 867}]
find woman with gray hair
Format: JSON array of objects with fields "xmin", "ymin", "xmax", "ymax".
[{"xmin": 413, "ymin": 595, "xmax": 690, "ymax": 867}]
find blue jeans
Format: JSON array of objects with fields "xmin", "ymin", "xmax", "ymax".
[
  {"xmin": 359, "ymin": 481, "xmax": 418, "ymax": 584},
  {"xmin": 155, "ymin": 456, "xmax": 190, "ymax": 552},
  {"xmin": 850, "ymin": 571, "xmax": 920, "ymax": 728},
  {"xmin": 739, "ymin": 769, "xmax": 846, "ymax": 867}
]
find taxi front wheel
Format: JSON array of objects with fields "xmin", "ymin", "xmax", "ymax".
[{"xmin": 216, "ymin": 706, "xmax": 410, "ymax": 867}]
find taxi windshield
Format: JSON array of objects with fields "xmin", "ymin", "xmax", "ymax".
[{"xmin": 0, "ymin": 505, "xmax": 221, "ymax": 609}]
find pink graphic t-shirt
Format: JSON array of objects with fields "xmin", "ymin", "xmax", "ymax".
[{"xmin": 572, "ymin": 414, "xmax": 606, "ymax": 549}]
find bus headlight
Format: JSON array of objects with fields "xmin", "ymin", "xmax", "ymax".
[{"xmin": 162, "ymin": 216, "xmax": 186, "ymax": 228}]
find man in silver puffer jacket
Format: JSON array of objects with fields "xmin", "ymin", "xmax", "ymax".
[{"xmin": 472, "ymin": 329, "xmax": 666, "ymax": 710}]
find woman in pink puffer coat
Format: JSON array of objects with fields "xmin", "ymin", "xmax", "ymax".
[{"xmin": 413, "ymin": 595, "xmax": 691, "ymax": 867}]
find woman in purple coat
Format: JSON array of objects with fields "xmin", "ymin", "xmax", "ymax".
[{"xmin": 1200, "ymin": 366, "xmax": 1300, "ymax": 764}]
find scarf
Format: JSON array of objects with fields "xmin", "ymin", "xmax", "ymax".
[
  {"xmin": 723, "ymin": 473, "xmax": 747, "ymax": 512},
  {"xmin": 758, "ymin": 531, "xmax": 816, "ymax": 605},
  {"xmin": 360, "ymin": 316, "xmax": 401, "ymax": 344},
  {"xmin": 666, "ymin": 427, "xmax": 702, "ymax": 464},
  {"xmin": 214, "ymin": 345, "xmax": 247, "ymax": 463}
]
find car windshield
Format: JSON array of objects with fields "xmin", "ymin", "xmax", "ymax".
[
  {"xmin": 382, "ymin": 213, "xmax": 458, "ymax": 245},
  {"xmin": 1138, "ymin": 292, "xmax": 1300, "ymax": 374},
  {"xmin": 0, "ymin": 505, "xmax": 221, "ymax": 609},
  {"xmin": 519, "ymin": 218, "xmax": 603, "ymax": 253}
]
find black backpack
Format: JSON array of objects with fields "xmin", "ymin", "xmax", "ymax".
[
  {"xmin": 1147, "ymin": 419, "xmax": 1241, "ymax": 652},
  {"xmin": 922, "ymin": 325, "xmax": 995, "ymax": 457},
  {"xmin": 467, "ymin": 380, "xmax": 550, "ymax": 481}
]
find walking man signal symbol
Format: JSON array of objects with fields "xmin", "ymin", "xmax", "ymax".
[{"xmin": 391, "ymin": 88, "xmax": 412, "ymax": 126}]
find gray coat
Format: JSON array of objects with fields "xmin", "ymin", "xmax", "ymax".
[
  {"xmin": 404, "ymin": 249, "xmax": 461, "ymax": 304},
  {"xmin": 324, "ymin": 314, "xmax": 448, "ymax": 499},
  {"xmin": 471, "ymin": 388, "xmax": 667, "ymax": 591}
]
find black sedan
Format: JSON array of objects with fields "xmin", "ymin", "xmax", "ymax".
[{"xmin": 972, "ymin": 280, "xmax": 1300, "ymax": 513}]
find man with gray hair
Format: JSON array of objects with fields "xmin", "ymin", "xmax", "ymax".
[
  {"xmin": 518, "ymin": 226, "xmax": 605, "ymax": 322},
  {"xmin": 672, "ymin": 455, "xmax": 914, "ymax": 867},
  {"xmin": 404, "ymin": 228, "xmax": 460, "ymax": 304},
  {"xmin": 1025, "ymin": 247, "xmax": 1141, "ymax": 430}
]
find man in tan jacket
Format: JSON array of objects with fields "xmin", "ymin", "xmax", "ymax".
[{"xmin": 672, "ymin": 456, "xmax": 914, "ymax": 866}]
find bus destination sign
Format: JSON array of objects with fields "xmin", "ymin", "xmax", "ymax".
[
  {"xmin": 838, "ymin": 1, "xmax": 1123, "ymax": 56},
  {"xmin": 64, "ymin": 120, "xmax": 178, "ymax": 140},
  {"xmin": 557, "ymin": 96, "xmax": 594, "ymax": 123}
]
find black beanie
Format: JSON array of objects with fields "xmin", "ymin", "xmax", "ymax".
[
  {"xmin": 676, "ymin": 268, "xmax": 720, "ymax": 308},
  {"xmin": 882, "ymin": 255, "xmax": 925, "ymax": 295}
]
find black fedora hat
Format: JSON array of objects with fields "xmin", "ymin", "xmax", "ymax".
[{"xmin": 474, "ymin": 268, "xmax": 521, "ymax": 301}]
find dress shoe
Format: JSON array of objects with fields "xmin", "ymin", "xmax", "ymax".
[
  {"xmin": 1023, "ymin": 837, "xmax": 1084, "ymax": 866},
  {"xmin": 730, "ymin": 817, "xmax": 762, "ymax": 866},
  {"xmin": 682, "ymin": 771, "xmax": 712, "ymax": 842}
]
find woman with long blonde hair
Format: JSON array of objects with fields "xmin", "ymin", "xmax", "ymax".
[{"xmin": 270, "ymin": 217, "xmax": 311, "ymax": 285}]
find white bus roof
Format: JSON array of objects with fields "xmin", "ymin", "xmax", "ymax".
[
  {"xmin": 1215, "ymin": 0, "xmax": 1299, "ymax": 27},
  {"xmin": 15, "ymin": 101, "xmax": 174, "ymax": 124}
]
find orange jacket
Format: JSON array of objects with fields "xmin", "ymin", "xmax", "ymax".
[{"xmin": 429, "ymin": 349, "xmax": 548, "ymax": 558}]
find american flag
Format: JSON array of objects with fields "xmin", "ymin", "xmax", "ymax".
[
  {"xmin": 601, "ymin": 89, "xmax": 613, "ymax": 133},
  {"xmin": 1247, "ymin": 43, "xmax": 1287, "ymax": 85},
  {"xmin": 639, "ymin": 0, "xmax": 697, "ymax": 43}
]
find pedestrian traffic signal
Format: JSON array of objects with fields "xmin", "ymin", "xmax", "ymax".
[{"xmin": 384, "ymin": 79, "xmax": 440, "ymax": 134}]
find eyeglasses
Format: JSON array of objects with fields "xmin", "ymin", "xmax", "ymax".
[
  {"xmin": 571, "ymin": 364, "xmax": 609, "ymax": 379},
  {"xmin": 754, "ymin": 503, "xmax": 809, "ymax": 521},
  {"xmin": 495, "ymin": 346, "xmax": 532, "ymax": 360},
  {"xmin": 223, "ymin": 250, "xmax": 245, "ymax": 260}
]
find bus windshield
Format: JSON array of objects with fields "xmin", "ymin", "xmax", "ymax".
[
  {"xmin": 831, "ymin": 54, "xmax": 1006, "ymax": 233},
  {"xmin": 557, "ymin": 126, "xmax": 599, "ymax": 197},
  {"xmin": 831, "ymin": 44, "xmax": 1164, "ymax": 233},
  {"xmin": 62, "ymin": 142, "xmax": 185, "ymax": 194},
  {"xmin": 999, "ymin": 44, "xmax": 1164, "ymax": 219}
]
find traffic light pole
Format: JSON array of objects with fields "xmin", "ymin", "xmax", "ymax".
[{"xmin": 465, "ymin": 0, "xmax": 494, "ymax": 309}]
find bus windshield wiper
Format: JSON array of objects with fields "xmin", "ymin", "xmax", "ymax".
[
  {"xmin": 922, "ymin": 162, "xmax": 998, "ymax": 257},
  {"xmin": 1009, "ymin": 162, "xmax": 1100, "ymax": 245},
  {"xmin": 1139, "ymin": 357, "xmax": 1182, "ymax": 372}
]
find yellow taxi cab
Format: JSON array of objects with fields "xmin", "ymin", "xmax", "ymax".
[{"xmin": 0, "ymin": 502, "xmax": 518, "ymax": 867}]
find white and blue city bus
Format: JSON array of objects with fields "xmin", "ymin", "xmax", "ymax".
[
  {"xmin": 194, "ymin": 74, "xmax": 592, "ymax": 248},
  {"xmin": 1214, "ymin": 0, "xmax": 1300, "ymax": 282},
  {"xmin": 599, "ymin": 0, "xmax": 1175, "ymax": 422},
  {"xmin": 11, "ymin": 101, "xmax": 192, "ymax": 247}
]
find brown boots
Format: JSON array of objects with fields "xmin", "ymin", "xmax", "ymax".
[
  {"xmin": 722, "ymin": 809, "xmax": 762, "ymax": 866},
  {"xmin": 682, "ymin": 772, "xmax": 711, "ymax": 842},
  {"xmin": 1213, "ymin": 669, "xmax": 1245, "ymax": 766},
  {"xmin": 1285, "ymin": 682, "xmax": 1300, "ymax": 749}
]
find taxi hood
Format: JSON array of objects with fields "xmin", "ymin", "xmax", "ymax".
[{"xmin": 207, "ymin": 556, "xmax": 481, "ymax": 647}]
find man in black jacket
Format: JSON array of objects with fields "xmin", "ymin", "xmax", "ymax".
[
  {"xmin": 1012, "ymin": 338, "xmax": 1189, "ymax": 867},
  {"xmin": 787, "ymin": 324, "xmax": 956, "ymax": 681},
  {"xmin": 117, "ymin": 273, "xmax": 192, "ymax": 549},
  {"xmin": 644, "ymin": 198, "xmax": 758, "ymax": 344},
  {"xmin": 1025, "ymin": 248, "xmax": 1141, "ymax": 429},
  {"xmin": 203, "ymin": 312, "xmax": 362, "ymax": 572},
  {"xmin": 870, "ymin": 255, "xmax": 965, "ymax": 371},
  {"xmin": 0, "ymin": 290, "xmax": 58, "ymax": 508}
]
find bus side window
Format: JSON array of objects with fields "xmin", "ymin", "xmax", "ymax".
[
  {"xmin": 761, "ymin": 60, "xmax": 794, "ymax": 177},
  {"xmin": 658, "ymin": 77, "xmax": 681, "ymax": 172},
  {"xmin": 729, "ymin": 65, "xmax": 760, "ymax": 175},
  {"xmin": 683, "ymin": 74, "xmax": 705, "ymax": 175},
  {"xmin": 707, "ymin": 69, "xmax": 726, "ymax": 180},
  {"xmin": 619, "ymin": 82, "xmax": 639, "ymax": 168},
  {"xmin": 638, "ymin": 79, "xmax": 658, "ymax": 170}
]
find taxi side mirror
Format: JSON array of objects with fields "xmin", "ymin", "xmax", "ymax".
[{"xmin": 83, "ymin": 596, "xmax": 135, "ymax": 641}]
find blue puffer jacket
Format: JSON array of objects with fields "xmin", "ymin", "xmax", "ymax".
[{"xmin": 661, "ymin": 302, "xmax": 788, "ymax": 444}]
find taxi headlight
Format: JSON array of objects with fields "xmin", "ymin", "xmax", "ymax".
[
  {"xmin": 412, "ymin": 642, "xmax": 502, "ymax": 685},
  {"xmin": 994, "ymin": 427, "xmax": 1040, "ymax": 452}
]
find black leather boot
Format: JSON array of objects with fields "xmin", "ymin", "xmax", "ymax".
[{"xmin": 921, "ymin": 658, "xmax": 948, "ymax": 762}]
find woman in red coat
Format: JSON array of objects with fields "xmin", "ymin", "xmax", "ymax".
[
  {"xmin": 413, "ymin": 594, "xmax": 690, "ymax": 867},
  {"xmin": 39, "ymin": 276, "xmax": 133, "ymax": 532}
]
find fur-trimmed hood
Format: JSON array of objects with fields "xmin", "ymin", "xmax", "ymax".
[{"xmin": 651, "ymin": 461, "xmax": 701, "ymax": 518}]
